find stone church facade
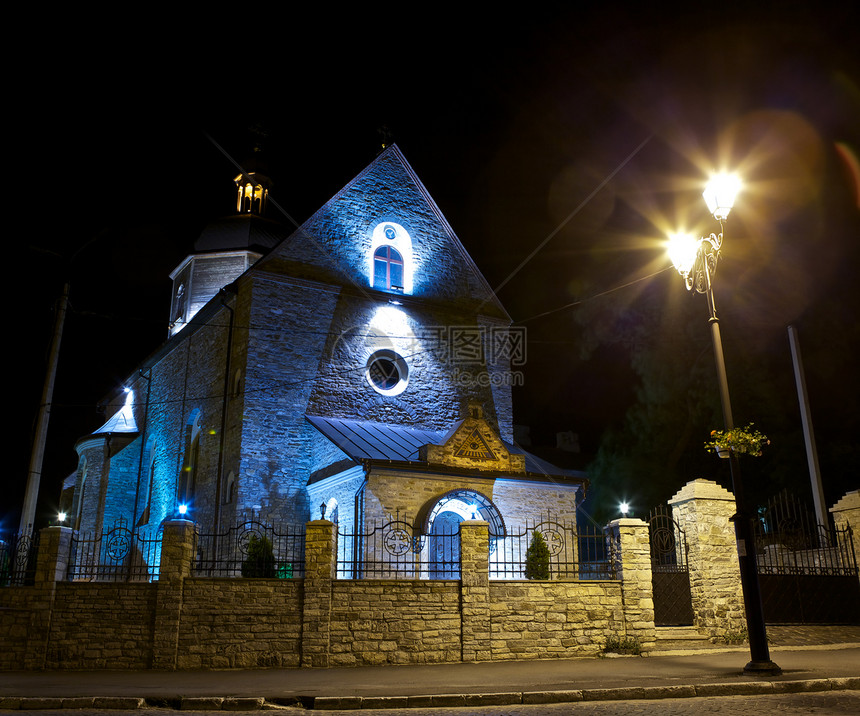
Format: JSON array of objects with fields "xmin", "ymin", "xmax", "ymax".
[{"xmin": 61, "ymin": 145, "xmax": 586, "ymax": 560}]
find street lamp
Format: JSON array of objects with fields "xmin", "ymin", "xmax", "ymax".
[{"xmin": 668, "ymin": 172, "xmax": 781, "ymax": 676}]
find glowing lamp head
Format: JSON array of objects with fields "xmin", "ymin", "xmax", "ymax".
[
  {"xmin": 667, "ymin": 232, "xmax": 699, "ymax": 277},
  {"xmin": 58, "ymin": 512, "xmax": 67, "ymax": 523},
  {"xmin": 619, "ymin": 502, "xmax": 630, "ymax": 516},
  {"xmin": 178, "ymin": 504, "xmax": 188, "ymax": 516},
  {"xmin": 703, "ymin": 172, "xmax": 741, "ymax": 221}
]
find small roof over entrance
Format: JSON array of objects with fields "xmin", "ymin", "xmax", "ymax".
[{"xmin": 306, "ymin": 415, "xmax": 586, "ymax": 482}]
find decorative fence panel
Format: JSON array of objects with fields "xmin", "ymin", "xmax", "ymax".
[
  {"xmin": 193, "ymin": 520, "xmax": 305, "ymax": 578},
  {"xmin": 336, "ymin": 520, "xmax": 461, "ymax": 579},
  {"xmin": 648, "ymin": 506, "xmax": 694, "ymax": 625},
  {"xmin": 68, "ymin": 520, "xmax": 162, "ymax": 582},
  {"xmin": 755, "ymin": 492, "xmax": 859, "ymax": 624},
  {"xmin": 0, "ymin": 530, "xmax": 39, "ymax": 587},
  {"xmin": 490, "ymin": 521, "xmax": 617, "ymax": 580}
]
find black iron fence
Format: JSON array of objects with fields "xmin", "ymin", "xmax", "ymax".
[
  {"xmin": 490, "ymin": 521, "xmax": 618, "ymax": 580},
  {"xmin": 193, "ymin": 520, "xmax": 305, "ymax": 578},
  {"xmin": 753, "ymin": 490, "xmax": 860, "ymax": 624},
  {"xmin": 337, "ymin": 520, "xmax": 461, "ymax": 579},
  {"xmin": 68, "ymin": 521, "xmax": 162, "ymax": 582},
  {"xmin": 0, "ymin": 529, "xmax": 39, "ymax": 587}
]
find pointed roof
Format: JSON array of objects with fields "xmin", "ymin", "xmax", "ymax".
[
  {"xmin": 253, "ymin": 145, "xmax": 509, "ymax": 320},
  {"xmin": 92, "ymin": 391, "xmax": 139, "ymax": 436}
]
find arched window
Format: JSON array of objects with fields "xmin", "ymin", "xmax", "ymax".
[
  {"xmin": 180, "ymin": 412, "xmax": 202, "ymax": 509},
  {"xmin": 136, "ymin": 441, "xmax": 157, "ymax": 527},
  {"xmin": 373, "ymin": 245, "xmax": 404, "ymax": 291},
  {"xmin": 368, "ymin": 222, "xmax": 413, "ymax": 294},
  {"xmin": 74, "ymin": 458, "xmax": 88, "ymax": 530}
]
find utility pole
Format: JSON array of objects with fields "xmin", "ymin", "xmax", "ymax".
[{"xmin": 20, "ymin": 283, "xmax": 69, "ymax": 533}]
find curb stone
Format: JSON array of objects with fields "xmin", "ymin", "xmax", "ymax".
[
  {"xmin": 181, "ymin": 696, "xmax": 225, "ymax": 710},
  {"xmin": 1, "ymin": 678, "xmax": 857, "ymax": 710},
  {"xmin": 223, "ymin": 696, "xmax": 265, "ymax": 710},
  {"xmin": 694, "ymin": 681, "xmax": 774, "ymax": 697},
  {"xmin": 92, "ymin": 697, "xmax": 145, "ymax": 710},
  {"xmin": 522, "ymin": 689, "xmax": 583, "ymax": 704}
]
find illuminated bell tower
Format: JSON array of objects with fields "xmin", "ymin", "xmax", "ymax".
[
  {"xmin": 235, "ymin": 170, "xmax": 270, "ymax": 215},
  {"xmin": 168, "ymin": 167, "xmax": 282, "ymax": 336}
]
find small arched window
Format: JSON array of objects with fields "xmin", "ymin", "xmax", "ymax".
[{"xmin": 373, "ymin": 245, "xmax": 404, "ymax": 291}]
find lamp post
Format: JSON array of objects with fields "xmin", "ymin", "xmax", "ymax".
[{"xmin": 668, "ymin": 173, "xmax": 781, "ymax": 676}]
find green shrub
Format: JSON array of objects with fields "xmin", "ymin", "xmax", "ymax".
[
  {"xmin": 717, "ymin": 628, "xmax": 748, "ymax": 645},
  {"xmin": 241, "ymin": 534, "xmax": 276, "ymax": 578},
  {"xmin": 525, "ymin": 530, "xmax": 550, "ymax": 580},
  {"xmin": 602, "ymin": 636, "xmax": 642, "ymax": 655}
]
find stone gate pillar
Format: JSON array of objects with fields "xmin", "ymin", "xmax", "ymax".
[
  {"xmin": 24, "ymin": 526, "xmax": 73, "ymax": 669},
  {"xmin": 830, "ymin": 490, "xmax": 860, "ymax": 584},
  {"xmin": 605, "ymin": 517, "xmax": 655, "ymax": 652},
  {"xmin": 152, "ymin": 519, "xmax": 196, "ymax": 669},
  {"xmin": 669, "ymin": 479, "xmax": 744, "ymax": 638},
  {"xmin": 460, "ymin": 520, "xmax": 490, "ymax": 662},
  {"xmin": 302, "ymin": 519, "xmax": 336, "ymax": 667}
]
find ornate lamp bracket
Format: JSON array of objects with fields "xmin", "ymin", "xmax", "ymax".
[{"xmin": 687, "ymin": 231, "xmax": 723, "ymax": 295}]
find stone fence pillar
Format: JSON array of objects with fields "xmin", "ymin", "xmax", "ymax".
[
  {"xmin": 605, "ymin": 518, "xmax": 655, "ymax": 652},
  {"xmin": 830, "ymin": 490, "xmax": 860, "ymax": 583},
  {"xmin": 23, "ymin": 526, "xmax": 73, "ymax": 669},
  {"xmin": 302, "ymin": 519, "xmax": 336, "ymax": 667},
  {"xmin": 152, "ymin": 519, "xmax": 196, "ymax": 669},
  {"xmin": 669, "ymin": 479, "xmax": 744, "ymax": 638},
  {"xmin": 460, "ymin": 520, "xmax": 490, "ymax": 662}
]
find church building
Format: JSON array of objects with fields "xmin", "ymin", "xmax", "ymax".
[{"xmin": 60, "ymin": 145, "xmax": 587, "ymax": 568}]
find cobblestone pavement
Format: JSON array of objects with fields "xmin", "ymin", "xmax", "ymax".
[
  {"xmin": 3, "ymin": 691, "xmax": 860, "ymax": 715},
  {"xmin": 764, "ymin": 625, "xmax": 860, "ymax": 646}
]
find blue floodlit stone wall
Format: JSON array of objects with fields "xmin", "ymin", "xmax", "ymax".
[{"xmin": 65, "ymin": 145, "xmax": 517, "ymax": 539}]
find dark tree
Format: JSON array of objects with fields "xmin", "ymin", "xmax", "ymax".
[
  {"xmin": 241, "ymin": 534, "xmax": 276, "ymax": 578},
  {"xmin": 525, "ymin": 530, "xmax": 551, "ymax": 580}
]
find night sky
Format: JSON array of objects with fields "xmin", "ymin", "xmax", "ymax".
[{"xmin": 9, "ymin": 4, "xmax": 860, "ymax": 531}]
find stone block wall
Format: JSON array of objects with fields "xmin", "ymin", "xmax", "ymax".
[
  {"xmin": 831, "ymin": 490, "xmax": 860, "ymax": 577},
  {"xmin": 15, "ymin": 482, "xmax": 851, "ymax": 670},
  {"xmin": 489, "ymin": 581, "xmax": 623, "ymax": 658},
  {"xmin": 669, "ymin": 479, "xmax": 745, "ymax": 638},
  {"xmin": 177, "ymin": 579, "xmax": 302, "ymax": 669},
  {"xmin": 46, "ymin": 583, "xmax": 156, "ymax": 669},
  {"xmin": 330, "ymin": 581, "xmax": 462, "ymax": 666}
]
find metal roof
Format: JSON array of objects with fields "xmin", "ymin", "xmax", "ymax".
[
  {"xmin": 306, "ymin": 415, "xmax": 584, "ymax": 480},
  {"xmin": 307, "ymin": 416, "xmax": 441, "ymax": 462}
]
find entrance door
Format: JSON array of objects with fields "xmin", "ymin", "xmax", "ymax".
[
  {"xmin": 428, "ymin": 510, "xmax": 462, "ymax": 579},
  {"xmin": 648, "ymin": 507, "xmax": 694, "ymax": 626}
]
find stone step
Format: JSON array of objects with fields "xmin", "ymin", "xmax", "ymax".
[
  {"xmin": 652, "ymin": 626, "xmax": 718, "ymax": 652},
  {"xmin": 655, "ymin": 626, "xmax": 706, "ymax": 641}
]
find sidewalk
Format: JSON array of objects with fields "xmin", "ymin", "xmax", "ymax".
[{"xmin": 1, "ymin": 638, "xmax": 858, "ymax": 710}]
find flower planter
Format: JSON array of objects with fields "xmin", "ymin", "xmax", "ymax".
[{"xmin": 716, "ymin": 447, "xmax": 731, "ymax": 459}]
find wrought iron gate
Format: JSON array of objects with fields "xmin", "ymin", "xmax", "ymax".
[
  {"xmin": 755, "ymin": 492, "xmax": 860, "ymax": 624},
  {"xmin": 648, "ymin": 507, "xmax": 694, "ymax": 626}
]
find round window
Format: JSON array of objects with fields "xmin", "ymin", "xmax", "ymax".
[{"xmin": 366, "ymin": 350, "xmax": 408, "ymax": 396}]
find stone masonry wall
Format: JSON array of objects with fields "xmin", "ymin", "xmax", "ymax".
[
  {"xmin": 329, "ymin": 581, "xmax": 462, "ymax": 666},
  {"xmin": 23, "ymin": 478, "xmax": 838, "ymax": 670},
  {"xmin": 46, "ymin": 583, "xmax": 156, "ymax": 669},
  {"xmin": 489, "ymin": 581, "xmax": 624, "ymax": 658},
  {"xmin": 831, "ymin": 490, "xmax": 860, "ymax": 579},
  {"xmin": 669, "ymin": 479, "xmax": 745, "ymax": 639},
  {"xmin": 177, "ymin": 579, "xmax": 302, "ymax": 669}
]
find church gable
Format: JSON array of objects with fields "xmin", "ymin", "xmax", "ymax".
[
  {"xmin": 420, "ymin": 404, "xmax": 526, "ymax": 474},
  {"xmin": 256, "ymin": 145, "xmax": 507, "ymax": 318}
]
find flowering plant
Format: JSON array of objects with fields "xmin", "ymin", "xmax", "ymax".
[{"xmin": 705, "ymin": 423, "xmax": 770, "ymax": 457}]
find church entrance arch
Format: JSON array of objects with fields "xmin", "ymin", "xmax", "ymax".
[{"xmin": 420, "ymin": 489, "xmax": 506, "ymax": 579}]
